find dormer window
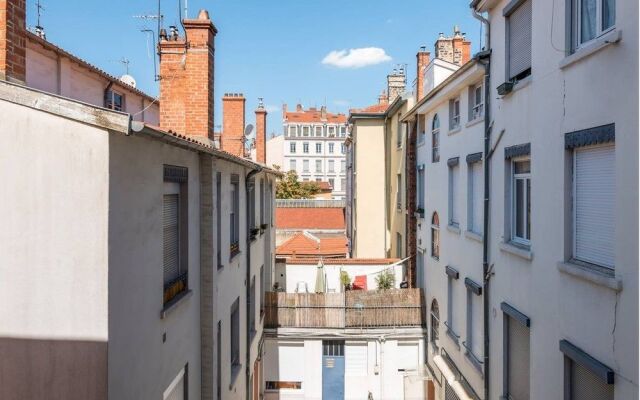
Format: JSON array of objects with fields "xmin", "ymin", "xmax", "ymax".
[{"xmin": 105, "ymin": 90, "xmax": 124, "ymax": 111}]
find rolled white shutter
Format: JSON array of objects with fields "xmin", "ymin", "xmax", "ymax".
[
  {"xmin": 574, "ymin": 145, "xmax": 615, "ymax": 268},
  {"xmin": 396, "ymin": 342, "xmax": 418, "ymax": 371},
  {"xmin": 508, "ymin": 0, "xmax": 532, "ymax": 79},
  {"xmin": 279, "ymin": 344, "xmax": 304, "ymax": 381},
  {"xmin": 163, "ymin": 194, "xmax": 180, "ymax": 284},
  {"xmin": 508, "ymin": 317, "xmax": 530, "ymax": 400},
  {"xmin": 345, "ymin": 343, "xmax": 368, "ymax": 376},
  {"xmin": 472, "ymin": 163, "xmax": 483, "ymax": 234}
]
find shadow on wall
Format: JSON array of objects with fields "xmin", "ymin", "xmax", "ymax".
[{"xmin": 0, "ymin": 337, "xmax": 107, "ymax": 400}]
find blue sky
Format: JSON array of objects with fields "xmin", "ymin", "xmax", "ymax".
[{"xmin": 27, "ymin": 0, "xmax": 481, "ymax": 135}]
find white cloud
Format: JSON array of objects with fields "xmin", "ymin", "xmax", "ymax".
[
  {"xmin": 333, "ymin": 99, "xmax": 351, "ymax": 107},
  {"xmin": 264, "ymin": 104, "xmax": 280, "ymax": 113},
  {"xmin": 321, "ymin": 47, "xmax": 392, "ymax": 69}
]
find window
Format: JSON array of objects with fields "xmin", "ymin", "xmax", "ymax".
[
  {"xmin": 396, "ymin": 174, "xmax": 402, "ymax": 209},
  {"xmin": 432, "ymin": 114, "xmax": 440, "ymax": 162},
  {"xmin": 247, "ymin": 179, "xmax": 256, "ymax": 231},
  {"xmin": 316, "ymin": 143, "xmax": 322, "ymax": 153},
  {"xmin": 341, "ymin": 143, "xmax": 346, "ymax": 154},
  {"xmin": 418, "ymin": 114, "xmax": 427, "ymax": 144},
  {"xmin": 303, "ymin": 160, "xmax": 310, "ymax": 172},
  {"xmin": 315, "ymin": 160, "xmax": 322, "ymax": 173},
  {"xmin": 315, "ymin": 178, "xmax": 322, "ymax": 182},
  {"xmin": 329, "ymin": 143, "xmax": 335, "ymax": 153},
  {"xmin": 289, "ymin": 125, "xmax": 298, "ymax": 137},
  {"xmin": 341, "ymin": 178, "xmax": 346, "ymax": 191},
  {"xmin": 249, "ymin": 276, "xmax": 256, "ymax": 335},
  {"xmin": 315, "ymin": 126, "xmax": 323, "ymax": 136},
  {"xmin": 464, "ymin": 278, "xmax": 483, "ymax": 370},
  {"xmin": 468, "ymin": 158, "xmax": 483, "ymax": 235},
  {"xmin": 303, "ymin": 142, "xmax": 309, "ymax": 153},
  {"xmin": 260, "ymin": 179, "xmax": 265, "ymax": 226},
  {"xmin": 323, "ymin": 340, "xmax": 344, "ymax": 356},
  {"xmin": 502, "ymin": 302, "xmax": 530, "ymax": 400},
  {"xmin": 396, "ymin": 232, "xmax": 402, "ymax": 258},
  {"xmin": 260, "ymin": 265, "xmax": 265, "ymax": 315},
  {"xmin": 449, "ymin": 98, "xmax": 460, "ymax": 130},
  {"xmin": 431, "ymin": 212, "xmax": 440, "ymax": 260},
  {"xmin": 328, "ymin": 126, "xmax": 336, "ymax": 137},
  {"xmin": 416, "ymin": 251, "xmax": 424, "ymax": 288},
  {"xmin": 573, "ymin": 0, "xmax": 615, "ymax": 48},
  {"xmin": 397, "ymin": 119, "xmax": 404, "ymax": 148},
  {"xmin": 417, "ymin": 166, "xmax": 425, "ymax": 214},
  {"xmin": 230, "ymin": 174, "xmax": 240, "ymax": 258},
  {"xmin": 573, "ymin": 144, "xmax": 615, "ymax": 268},
  {"xmin": 430, "ymin": 299, "xmax": 440, "ymax": 349},
  {"xmin": 163, "ymin": 366, "xmax": 187, "ymax": 400},
  {"xmin": 341, "ymin": 159, "xmax": 346, "ymax": 172},
  {"xmin": 290, "ymin": 142, "xmax": 296, "ymax": 153},
  {"xmin": 216, "ymin": 172, "xmax": 222, "ymax": 268},
  {"xmin": 469, "ymin": 83, "xmax": 484, "ymax": 120},
  {"xmin": 328, "ymin": 160, "xmax": 335, "ymax": 173},
  {"xmin": 163, "ymin": 165, "xmax": 188, "ymax": 306},
  {"xmin": 445, "ymin": 266, "xmax": 459, "ymax": 344},
  {"xmin": 289, "ymin": 159, "xmax": 296, "ymax": 171},
  {"xmin": 230, "ymin": 297, "xmax": 240, "ymax": 374},
  {"xmin": 560, "ymin": 340, "xmax": 614, "ymax": 400},
  {"xmin": 265, "ymin": 343, "xmax": 304, "ymax": 391},
  {"xmin": 105, "ymin": 90, "xmax": 124, "ymax": 111},
  {"xmin": 506, "ymin": 0, "xmax": 532, "ymax": 81},
  {"xmin": 340, "ymin": 126, "xmax": 347, "ymax": 137},
  {"xmin": 346, "ymin": 343, "xmax": 368, "ymax": 376},
  {"xmin": 512, "ymin": 158, "xmax": 531, "ymax": 245},
  {"xmin": 448, "ymin": 160, "xmax": 460, "ymax": 227},
  {"xmin": 328, "ymin": 178, "xmax": 335, "ymax": 189},
  {"xmin": 302, "ymin": 126, "xmax": 310, "ymax": 137}
]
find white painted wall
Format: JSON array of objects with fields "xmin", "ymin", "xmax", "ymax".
[
  {"xmin": 285, "ymin": 262, "xmax": 404, "ymax": 293},
  {"xmin": 266, "ymin": 134, "xmax": 285, "ymax": 169}
]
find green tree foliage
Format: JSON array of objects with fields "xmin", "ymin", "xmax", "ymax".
[
  {"xmin": 375, "ymin": 270, "xmax": 396, "ymax": 290},
  {"xmin": 340, "ymin": 271, "xmax": 351, "ymax": 290},
  {"xmin": 276, "ymin": 170, "xmax": 321, "ymax": 199}
]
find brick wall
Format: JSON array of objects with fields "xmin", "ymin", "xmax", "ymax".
[
  {"xmin": 255, "ymin": 106, "xmax": 267, "ymax": 163},
  {"xmin": 159, "ymin": 10, "xmax": 217, "ymax": 141},
  {"xmin": 221, "ymin": 93, "xmax": 246, "ymax": 157},
  {"xmin": 0, "ymin": 0, "xmax": 26, "ymax": 83},
  {"xmin": 415, "ymin": 50, "xmax": 430, "ymax": 101}
]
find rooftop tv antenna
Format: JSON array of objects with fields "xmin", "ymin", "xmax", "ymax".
[
  {"xmin": 34, "ymin": 0, "xmax": 46, "ymax": 39},
  {"xmin": 244, "ymin": 124, "xmax": 255, "ymax": 138},
  {"xmin": 110, "ymin": 57, "xmax": 131, "ymax": 75}
]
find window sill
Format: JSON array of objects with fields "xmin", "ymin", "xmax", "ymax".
[
  {"xmin": 557, "ymin": 260, "xmax": 622, "ymax": 292},
  {"xmin": 161, "ymin": 289, "xmax": 193, "ymax": 319},
  {"xmin": 499, "ymin": 241, "xmax": 533, "ymax": 261},
  {"xmin": 465, "ymin": 117, "xmax": 484, "ymax": 128},
  {"xmin": 560, "ymin": 29, "xmax": 621, "ymax": 70},
  {"xmin": 447, "ymin": 224, "xmax": 461, "ymax": 234},
  {"xmin": 464, "ymin": 230, "xmax": 483, "ymax": 243},
  {"xmin": 502, "ymin": 75, "xmax": 531, "ymax": 97},
  {"xmin": 229, "ymin": 363, "xmax": 242, "ymax": 389},
  {"xmin": 448, "ymin": 126, "xmax": 461, "ymax": 136},
  {"xmin": 445, "ymin": 324, "xmax": 461, "ymax": 348},
  {"xmin": 462, "ymin": 342, "xmax": 483, "ymax": 374},
  {"xmin": 229, "ymin": 249, "xmax": 241, "ymax": 262}
]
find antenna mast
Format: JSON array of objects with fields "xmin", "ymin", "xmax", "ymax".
[{"xmin": 34, "ymin": 0, "xmax": 46, "ymax": 38}]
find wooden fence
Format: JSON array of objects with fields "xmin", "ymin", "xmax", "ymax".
[{"xmin": 264, "ymin": 288, "xmax": 424, "ymax": 329}]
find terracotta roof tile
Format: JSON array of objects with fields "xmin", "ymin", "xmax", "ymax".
[
  {"xmin": 350, "ymin": 103, "xmax": 389, "ymax": 114},
  {"xmin": 286, "ymin": 258, "xmax": 401, "ymax": 265},
  {"xmin": 275, "ymin": 207, "xmax": 345, "ymax": 230},
  {"xmin": 276, "ymin": 233, "xmax": 348, "ymax": 257},
  {"xmin": 285, "ymin": 110, "xmax": 347, "ymax": 124}
]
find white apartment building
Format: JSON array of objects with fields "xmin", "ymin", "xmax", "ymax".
[
  {"xmin": 282, "ymin": 104, "xmax": 348, "ymax": 199},
  {"xmin": 406, "ymin": 56, "xmax": 487, "ymax": 399}
]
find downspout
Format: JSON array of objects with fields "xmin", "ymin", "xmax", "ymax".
[
  {"xmin": 245, "ymin": 166, "xmax": 262, "ymax": 400},
  {"xmin": 383, "ymin": 114, "xmax": 390, "ymax": 258},
  {"xmin": 471, "ymin": 7, "xmax": 491, "ymax": 400}
]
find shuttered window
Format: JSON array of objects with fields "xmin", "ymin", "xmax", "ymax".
[
  {"xmin": 448, "ymin": 164, "xmax": 460, "ymax": 226},
  {"xmin": 230, "ymin": 298, "xmax": 240, "ymax": 368},
  {"xmin": 163, "ymin": 193, "xmax": 180, "ymax": 285},
  {"xmin": 506, "ymin": 315, "xmax": 530, "ymax": 400},
  {"xmin": 469, "ymin": 162, "xmax": 483, "ymax": 234},
  {"xmin": 571, "ymin": 362, "xmax": 614, "ymax": 400},
  {"xmin": 561, "ymin": 339, "xmax": 615, "ymax": 400},
  {"xmin": 574, "ymin": 144, "xmax": 615, "ymax": 268},
  {"xmin": 345, "ymin": 344, "xmax": 368, "ymax": 376},
  {"xmin": 396, "ymin": 342, "xmax": 419, "ymax": 372},
  {"xmin": 278, "ymin": 344, "xmax": 305, "ymax": 382},
  {"xmin": 507, "ymin": 0, "xmax": 532, "ymax": 80}
]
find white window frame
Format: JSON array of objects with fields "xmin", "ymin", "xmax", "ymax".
[
  {"xmin": 289, "ymin": 159, "xmax": 296, "ymax": 171},
  {"xmin": 289, "ymin": 125, "xmax": 298, "ymax": 137},
  {"xmin": 328, "ymin": 160, "xmax": 335, "ymax": 173},
  {"xmin": 511, "ymin": 157, "xmax": 531, "ymax": 246},
  {"xmin": 290, "ymin": 142, "xmax": 296, "ymax": 154},
  {"xmin": 328, "ymin": 143, "xmax": 335, "ymax": 153},
  {"xmin": 448, "ymin": 164, "xmax": 459, "ymax": 227},
  {"xmin": 450, "ymin": 98, "xmax": 461, "ymax": 130},
  {"xmin": 315, "ymin": 143, "xmax": 322, "ymax": 154},
  {"xmin": 303, "ymin": 142, "xmax": 309, "ymax": 154},
  {"xmin": 471, "ymin": 83, "xmax": 484, "ymax": 121},
  {"xmin": 302, "ymin": 160, "xmax": 309, "ymax": 173},
  {"xmin": 574, "ymin": 0, "xmax": 616, "ymax": 49},
  {"xmin": 315, "ymin": 126, "xmax": 323, "ymax": 137},
  {"xmin": 302, "ymin": 125, "xmax": 310, "ymax": 137},
  {"xmin": 315, "ymin": 159, "xmax": 322, "ymax": 173}
]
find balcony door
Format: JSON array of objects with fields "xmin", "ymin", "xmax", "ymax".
[{"xmin": 322, "ymin": 340, "xmax": 345, "ymax": 400}]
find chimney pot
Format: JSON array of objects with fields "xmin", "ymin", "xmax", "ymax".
[{"xmin": 197, "ymin": 9, "xmax": 210, "ymax": 20}]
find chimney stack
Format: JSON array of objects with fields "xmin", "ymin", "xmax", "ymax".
[
  {"xmin": 434, "ymin": 26, "xmax": 471, "ymax": 66},
  {"xmin": 320, "ymin": 105, "xmax": 327, "ymax": 120},
  {"xmin": 296, "ymin": 103, "xmax": 303, "ymax": 112},
  {"xmin": 415, "ymin": 47, "xmax": 430, "ymax": 101},
  {"xmin": 222, "ymin": 93, "xmax": 246, "ymax": 157},
  {"xmin": 255, "ymin": 98, "xmax": 267, "ymax": 163},
  {"xmin": 159, "ymin": 9, "xmax": 217, "ymax": 142},
  {"xmin": 387, "ymin": 65, "xmax": 406, "ymax": 103},
  {"xmin": 0, "ymin": 0, "xmax": 26, "ymax": 83},
  {"xmin": 378, "ymin": 90, "xmax": 389, "ymax": 105}
]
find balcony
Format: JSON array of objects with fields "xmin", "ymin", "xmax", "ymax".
[
  {"xmin": 264, "ymin": 288, "xmax": 425, "ymax": 329},
  {"xmin": 163, "ymin": 271, "xmax": 188, "ymax": 305}
]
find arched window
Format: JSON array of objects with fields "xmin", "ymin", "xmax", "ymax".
[
  {"xmin": 432, "ymin": 114, "xmax": 440, "ymax": 163},
  {"xmin": 431, "ymin": 212, "xmax": 440, "ymax": 260},
  {"xmin": 430, "ymin": 299, "xmax": 440, "ymax": 349}
]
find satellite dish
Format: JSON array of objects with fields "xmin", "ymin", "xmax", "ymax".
[
  {"xmin": 119, "ymin": 74, "xmax": 137, "ymax": 88},
  {"xmin": 244, "ymin": 124, "xmax": 254, "ymax": 137}
]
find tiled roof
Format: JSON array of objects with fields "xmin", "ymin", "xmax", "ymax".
[
  {"xmin": 275, "ymin": 207, "xmax": 345, "ymax": 230},
  {"xmin": 286, "ymin": 258, "xmax": 401, "ymax": 265},
  {"xmin": 285, "ymin": 110, "xmax": 347, "ymax": 124},
  {"xmin": 316, "ymin": 181, "xmax": 333, "ymax": 191},
  {"xmin": 350, "ymin": 103, "xmax": 389, "ymax": 114},
  {"xmin": 276, "ymin": 233, "xmax": 348, "ymax": 257}
]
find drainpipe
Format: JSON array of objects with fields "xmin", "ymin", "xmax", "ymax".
[
  {"xmin": 383, "ymin": 114, "xmax": 390, "ymax": 258},
  {"xmin": 471, "ymin": 6, "xmax": 491, "ymax": 400},
  {"xmin": 245, "ymin": 166, "xmax": 262, "ymax": 400}
]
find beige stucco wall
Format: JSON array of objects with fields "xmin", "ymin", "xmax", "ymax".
[
  {"xmin": 0, "ymin": 99, "xmax": 110, "ymax": 400},
  {"xmin": 351, "ymin": 118, "xmax": 386, "ymax": 258}
]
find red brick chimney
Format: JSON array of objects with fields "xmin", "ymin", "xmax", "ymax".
[
  {"xmin": 0, "ymin": 0, "xmax": 26, "ymax": 83},
  {"xmin": 255, "ymin": 98, "xmax": 267, "ymax": 163},
  {"xmin": 416, "ymin": 47, "xmax": 430, "ymax": 101},
  {"xmin": 159, "ymin": 9, "xmax": 217, "ymax": 142},
  {"xmin": 222, "ymin": 93, "xmax": 246, "ymax": 157},
  {"xmin": 452, "ymin": 26, "xmax": 472, "ymax": 66},
  {"xmin": 296, "ymin": 103, "xmax": 303, "ymax": 112}
]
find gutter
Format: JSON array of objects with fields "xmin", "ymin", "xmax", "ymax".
[
  {"xmin": 244, "ymin": 166, "xmax": 263, "ymax": 400},
  {"xmin": 471, "ymin": 6, "xmax": 492, "ymax": 400}
]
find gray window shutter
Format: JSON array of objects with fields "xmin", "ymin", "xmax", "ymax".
[
  {"xmin": 472, "ymin": 163, "xmax": 483, "ymax": 234},
  {"xmin": 508, "ymin": 316, "xmax": 530, "ymax": 400},
  {"xmin": 508, "ymin": 0, "xmax": 532, "ymax": 79},
  {"xmin": 574, "ymin": 145, "xmax": 615, "ymax": 268},
  {"xmin": 163, "ymin": 194, "xmax": 180, "ymax": 284},
  {"xmin": 572, "ymin": 362, "xmax": 614, "ymax": 400}
]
